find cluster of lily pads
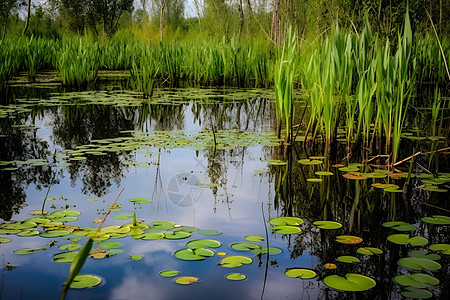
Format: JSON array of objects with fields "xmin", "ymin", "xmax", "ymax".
[{"xmin": 383, "ymin": 216, "xmax": 450, "ymax": 298}]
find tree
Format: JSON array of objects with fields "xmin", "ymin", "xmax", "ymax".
[
  {"xmin": 88, "ymin": 0, "xmax": 134, "ymax": 36},
  {"xmin": 0, "ymin": 0, "xmax": 23, "ymax": 39},
  {"xmin": 22, "ymin": 0, "xmax": 30, "ymax": 34}
]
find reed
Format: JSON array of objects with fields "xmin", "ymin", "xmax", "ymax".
[
  {"xmin": 274, "ymin": 27, "xmax": 297, "ymax": 143},
  {"xmin": 130, "ymin": 46, "xmax": 159, "ymax": 98}
]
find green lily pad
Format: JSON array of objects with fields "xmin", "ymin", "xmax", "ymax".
[
  {"xmin": 160, "ymin": 270, "xmax": 179, "ymax": 277},
  {"xmin": 408, "ymin": 250, "xmax": 440, "ymax": 261},
  {"xmin": 421, "ymin": 215, "xmax": 450, "ymax": 225},
  {"xmin": 356, "ymin": 247, "xmax": 383, "ymax": 255},
  {"xmin": 398, "ymin": 257, "xmax": 441, "ymax": 271},
  {"xmin": 244, "ymin": 235, "xmax": 264, "ymax": 242},
  {"xmin": 97, "ymin": 241, "xmax": 122, "ymax": 249},
  {"xmin": 307, "ymin": 178, "xmax": 323, "ymax": 183},
  {"xmin": 152, "ymin": 221, "xmax": 175, "ymax": 230},
  {"xmin": 58, "ymin": 243, "xmax": 82, "ymax": 251},
  {"xmin": 225, "ymin": 273, "xmax": 247, "ymax": 281},
  {"xmin": 141, "ymin": 232, "xmax": 164, "ymax": 240},
  {"xmin": 53, "ymin": 251, "xmax": 79, "ymax": 263},
  {"xmin": 313, "ymin": 221, "xmax": 342, "ymax": 229},
  {"xmin": 219, "ymin": 255, "xmax": 252, "ymax": 268},
  {"xmin": 174, "ymin": 249, "xmax": 205, "ymax": 261},
  {"xmin": 337, "ymin": 255, "xmax": 361, "ymax": 263},
  {"xmin": 128, "ymin": 198, "xmax": 152, "ymax": 204},
  {"xmin": 315, "ymin": 171, "xmax": 334, "ymax": 176},
  {"xmin": 130, "ymin": 255, "xmax": 143, "ymax": 261},
  {"xmin": 387, "ymin": 234, "xmax": 428, "ymax": 246},
  {"xmin": 382, "ymin": 221, "xmax": 417, "ymax": 231},
  {"xmin": 17, "ymin": 230, "xmax": 40, "ymax": 237},
  {"xmin": 0, "ymin": 237, "xmax": 12, "ymax": 243},
  {"xmin": 429, "ymin": 244, "xmax": 450, "ymax": 255},
  {"xmin": 39, "ymin": 230, "xmax": 73, "ymax": 238},
  {"xmin": 13, "ymin": 248, "xmax": 36, "ymax": 255},
  {"xmin": 269, "ymin": 216, "xmax": 303, "ymax": 226},
  {"xmin": 174, "ymin": 276, "xmax": 199, "ymax": 285},
  {"xmin": 164, "ymin": 231, "xmax": 190, "ymax": 240},
  {"xmin": 400, "ymin": 287, "xmax": 433, "ymax": 299},
  {"xmin": 271, "ymin": 225, "xmax": 302, "ymax": 234},
  {"xmin": 323, "ymin": 273, "xmax": 376, "ymax": 291},
  {"xmin": 394, "ymin": 273, "xmax": 439, "ymax": 288},
  {"xmin": 70, "ymin": 274, "xmax": 102, "ymax": 289},
  {"xmin": 253, "ymin": 247, "xmax": 282, "ymax": 255},
  {"xmin": 186, "ymin": 239, "xmax": 221, "ymax": 249},
  {"xmin": 231, "ymin": 242, "xmax": 260, "ymax": 251},
  {"xmin": 285, "ymin": 268, "xmax": 317, "ymax": 279}
]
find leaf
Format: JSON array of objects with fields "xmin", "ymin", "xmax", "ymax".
[
  {"xmin": 231, "ymin": 242, "xmax": 260, "ymax": 251},
  {"xmin": 186, "ymin": 239, "xmax": 221, "ymax": 249},
  {"xmin": 225, "ymin": 273, "xmax": 247, "ymax": 281},
  {"xmin": 197, "ymin": 230, "xmax": 221, "ymax": 236},
  {"xmin": 323, "ymin": 273, "xmax": 376, "ymax": 291},
  {"xmin": 13, "ymin": 248, "xmax": 35, "ymax": 255},
  {"xmin": 174, "ymin": 276, "xmax": 199, "ymax": 285},
  {"xmin": 128, "ymin": 198, "xmax": 152, "ymax": 204},
  {"xmin": 337, "ymin": 255, "xmax": 361, "ymax": 263},
  {"xmin": 357, "ymin": 247, "xmax": 383, "ymax": 255},
  {"xmin": 174, "ymin": 249, "xmax": 205, "ymax": 261},
  {"xmin": 130, "ymin": 255, "xmax": 143, "ymax": 261},
  {"xmin": 421, "ymin": 215, "xmax": 450, "ymax": 225},
  {"xmin": 400, "ymin": 287, "xmax": 433, "ymax": 299},
  {"xmin": 313, "ymin": 221, "xmax": 342, "ymax": 229},
  {"xmin": 219, "ymin": 255, "xmax": 252, "ymax": 268},
  {"xmin": 284, "ymin": 268, "xmax": 316, "ymax": 279},
  {"xmin": 394, "ymin": 273, "xmax": 439, "ymax": 288},
  {"xmin": 244, "ymin": 235, "xmax": 264, "ymax": 242},
  {"xmin": 336, "ymin": 235, "xmax": 363, "ymax": 244},
  {"xmin": 269, "ymin": 217, "xmax": 303, "ymax": 226},
  {"xmin": 271, "ymin": 225, "xmax": 302, "ymax": 234},
  {"xmin": 398, "ymin": 257, "xmax": 441, "ymax": 271},
  {"xmin": 112, "ymin": 213, "xmax": 134, "ymax": 220},
  {"xmin": 70, "ymin": 274, "xmax": 101, "ymax": 289},
  {"xmin": 160, "ymin": 270, "xmax": 179, "ymax": 277}
]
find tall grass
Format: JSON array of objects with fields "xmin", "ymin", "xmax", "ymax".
[{"xmin": 274, "ymin": 27, "xmax": 298, "ymax": 143}]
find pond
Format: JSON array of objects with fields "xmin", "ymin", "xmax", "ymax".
[{"xmin": 0, "ymin": 77, "xmax": 449, "ymax": 300}]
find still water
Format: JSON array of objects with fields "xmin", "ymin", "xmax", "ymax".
[{"xmin": 0, "ymin": 84, "xmax": 448, "ymax": 300}]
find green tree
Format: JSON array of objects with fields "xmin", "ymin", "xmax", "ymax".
[
  {"xmin": 88, "ymin": 0, "xmax": 134, "ymax": 36},
  {"xmin": 0, "ymin": 0, "xmax": 23, "ymax": 39}
]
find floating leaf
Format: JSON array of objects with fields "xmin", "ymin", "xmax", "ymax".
[
  {"xmin": 231, "ymin": 242, "xmax": 260, "ymax": 251},
  {"xmin": 225, "ymin": 273, "xmax": 247, "ymax": 281},
  {"xmin": 323, "ymin": 273, "xmax": 376, "ymax": 291},
  {"xmin": 13, "ymin": 248, "xmax": 35, "ymax": 255},
  {"xmin": 174, "ymin": 276, "xmax": 199, "ymax": 285},
  {"xmin": 398, "ymin": 257, "xmax": 441, "ymax": 271},
  {"xmin": 141, "ymin": 232, "xmax": 164, "ymax": 240},
  {"xmin": 285, "ymin": 268, "xmax": 316, "ymax": 279},
  {"xmin": 307, "ymin": 178, "xmax": 323, "ymax": 183},
  {"xmin": 59, "ymin": 243, "xmax": 82, "ymax": 251},
  {"xmin": 400, "ymin": 287, "xmax": 433, "ymax": 299},
  {"xmin": 112, "ymin": 214, "xmax": 134, "ymax": 220},
  {"xmin": 298, "ymin": 159, "xmax": 322, "ymax": 165},
  {"xmin": 128, "ymin": 198, "xmax": 152, "ymax": 204},
  {"xmin": 408, "ymin": 250, "xmax": 440, "ymax": 261},
  {"xmin": 357, "ymin": 247, "xmax": 383, "ymax": 255},
  {"xmin": 421, "ymin": 215, "xmax": 450, "ymax": 225},
  {"xmin": 269, "ymin": 217, "xmax": 303, "ymax": 226},
  {"xmin": 130, "ymin": 255, "xmax": 143, "ymax": 261},
  {"xmin": 70, "ymin": 274, "xmax": 101, "ymax": 289},
  {"xmin": 315, "ymin": 171, "xmax": 334, "ymax": 176},
  {"xmin": 394, "ymin": 273, "xmax": 439, "ymax": 288},
  {"xmin": 387, "ymin": 234, "xmax": 428, "ymax": 246},
  {"xmin": 54, "ymin": 251, "xmax": 79, "ymax": 263},
  {"xmin": 97, "ymin": 241, "xmax": 122, "ymax": 249},
  {"xmin": 271, "ymin": 225, "xmax": 302, "ymax": 234},
  {"xmin": 336, "ymin": 235, "xmax": 363, "ymax": 244},
  {"xmin": 160, "ymin": 270, "xmax": 179, "ymax": 277},
  {"xmin": 253, "ymin": 247, "xmax": 282, "ymax": 255},
  {"xmin": 324, "ymin": 263, "xmax": 337, "ymax": 269},
  {"xmin": 219, "ymin": 255, "xmax": 252, "ymax": 268},
  {"xmin": 164, "ymin": 231, "xmax": 190, "ymax": 240},
  {"xmin": 337, "ymin": 256, "xmax": 360, "ymax": 263},
  {"xmin": 0, "ymin": 237, "xmax": 12, "ymax": 243},
  {"xmin": 186, "ymin": 239, "xmax": 221, "ymax": 249},
  {"xmin": 174, "ymin": 249, "xmax": 205, "ymax": 261},
  {"xmin": 429, "ymin": 244, "xmax": 450, "ymax": 255},
  {"xmin": 313, "ymin": 221, "xmax": 342, "ymax": 229},
  {"xmin": 244, "ymin": 235, "xmax": 264, "ymax": 242},
  {"xmin": 342, "ymin": 173, "xmax": 367, "ymax": 180}
]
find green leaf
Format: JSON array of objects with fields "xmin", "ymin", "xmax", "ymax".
[
  {"xmin": 174, "ymin": 276, "xmax": 199, "ymax": 285},
  {"xmin": 400, "ymin": 287, "xmax": 433, "ymax": 299},
  {"xmin": 356, "ymin": 247, "xmax": 383, "ymax": 255},
  {"xmin": 219, "ymin": 255, "xmax": 252, "ymax": 268},
  {"xmin": 97, "ymin": 241, "xmax": 122, "ymax": 249},
  {"xmin": 128, "ymin": 198, "xmax": 152, "ymax": 204},
  {"xmin": 271, "ymin": 225, "xmax": 301, "ymax": 234},
  {"xmin": 186, "ymin": 239, "xmax": 221, "ymax": 249},
  {"xmin": 13, "ymin": 248, "xmax": 35, "ymax": 255},
  {"xmin": 130, "ymin": 255, "xmax": 143, "ymax": 261},
  {"xmin": 231, "ymin": 242, "xmax": 260, "ymax": 251},
  {"xmin": 70, "ymin": 274, "xmax": 101, "ymax": 289},
  {"xmin": 197, "ymin": 230, "xmax": 221, "ymax": 236},
  {"xmin": 285, "ymin": 268, "xmax": 316, "ymax": 279},
  {"xmin": 394, "ymin": 273, "xmax": 439, "ymax": 288},
  {"xmin": 112, "ymin": 213, "xmax": 134, "ymax": 220},
  {"xmin": 225, "ymin": 273, "xmax": 247, "ymax": 281},
  {"xmin": 244, "ymin": 235, "xmax": 264, "ymax": 242},
  {"xmin": 323, "ymin": 273, "xmax": 376, "ymax": 291},
  {"xmin": 429, "ymin": 243, "xmax": 450, "ymax": 254},
  {"xmin": 269, "ymin": 216, "xmax": 303, "ymax": 226},
  {"xmin": 398, "ymin": 257, "xmax": 441, "ymax": 271},
  {"xmin": 159, "ymin": 270, "xmax": 179, "ymax": 277},
  {"xmin": 313, "ymin": 221, "xmax": 342, "ymax": 229},
  {"xmin": 174, "ymin": 249, "xmax": 205, "ymax": 261},
  {"xmin": 337, "ymin": 255, "xmax": 361, "ymax": 263},
  {"xmin": 421, "ymin": 215, "xmax": 450, "ymax": 225}
]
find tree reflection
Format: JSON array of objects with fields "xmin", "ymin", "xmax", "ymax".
[{"xmin": 0, "ymin": 117, "xmax": 56, "ymax": 220}]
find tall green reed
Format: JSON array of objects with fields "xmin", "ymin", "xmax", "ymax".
[{"xmin": 274, "ymin": 27, "xmax": 297, "ymax": 143}]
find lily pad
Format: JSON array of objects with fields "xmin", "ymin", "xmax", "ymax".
[
  {"xmin": 160, "ymin": 270, "xmax": 179, "ymax": 277},
  {"xmin": 315, "ymin": 171, "xmax": 334, "ymax": 176},
  {"xmin": 174, "ymin": 276, "xmax": 199, "ymax": 285},
  {"xmin": 128, "ymin": 198, "xmax": 152, "ymax": 204},
  {"xmin": 112, "ymin": 213, "xmax": 134, "ymax": 220},
  {"xmin": 244, "ymin": 235, "xmax": 264, "ymax": 242},
  {"xmin": 336, "ymin": 235, "xmax": 363, "ymax": 244},
  {"xmin": 197, "ymin": 230, "xmax": 221, "ymax": 236},
  {"xmin": 421, "ymin": 215, "xmax": 450, "ymax": 225},
  {"xmin": 400, "ymin": 287, "xmax": 433, "ymax": 299},
  {"xmin": 13, "ymin": 248, "xmax": 36, "ymax": 255},
  {"xmin": 271, "ymin": 225, "xmax": 302, "ymax": 234},
  {"xmin": 313, "ymin": 221, "xmax": 342, "ymax": 229},
  {"xmin": 394, "ymin": 273, "xmax": 439, "ymax": 288},
  {"xmin": 253, "ymin": 247, "xmax": 282, "ymax": 255},
  {"xmin": 269, "ymin": 217, "xmax": 303, "ymax": 226},
  {"xmin": 324, "ymin": 263, "xmax": 337, "ymax": 269},
  {"xmin": 387, "ymin": 234, "xmax": 428, "ymax": 246},
  {"xmin": 97, "ymin": 241, "xmax": 122, "ymax": 249},
  {"xmin": 323, "ymin": 273, "xmax": 376, "ymax": 291},
  {"xmin": 219, "ymin": 255, "xmax": 252, "ymax": 268},
  {"xmin": 70, "ymin": 274, "xmax": 102, "ymax": 289},
  {"xmin": 408, "ymin": 250, "xmax": 440, "ymax": 261},
  {"xmin": 225, "ymin": 273, "xmax": 247, "ymax": 281},
  {"xmin": 174, "ymin": 249, "xmax": 206, "ymax": 261},
  {"xmin": 53, "ymin": 251, "xmax": 79, "ymax": 263},
  {"xmin": 382, "ymin": 221, "xmax": 417, "ymax": 231},
  {"xmin": 398, "ymin": 257, "xmax": 441, "ymax": 271},
  {"xmin": 164, "ymin": 231, "xmax": 190, "ymax": 240},
  {"xmin": 0, "ymin": 237, "xmax": 12, "ymax": 243},
  {"xmin": 356, "ymin": 247, "xmax": 383, "ymax": 255},
  {"xmin": 337, "ymin": 255, "xmax": 360, "ymax": 263},
  {"xmin": 429, "ymin": 244, "xmax": 450, "ymax": 255},
  {"xmin": 130, "ymin": 255, "xmax": 143, "ymax": 261},
  {"xmin": 186, "ymin": 239, "xmax": 221, "ymax": 249},
  {"xmin": 231, "ymin": 242, "xmax": 260, "ymax": 251},
  {"xmin": 284, "ymin": 268, "xmax": 317, "ymax": 279}
]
